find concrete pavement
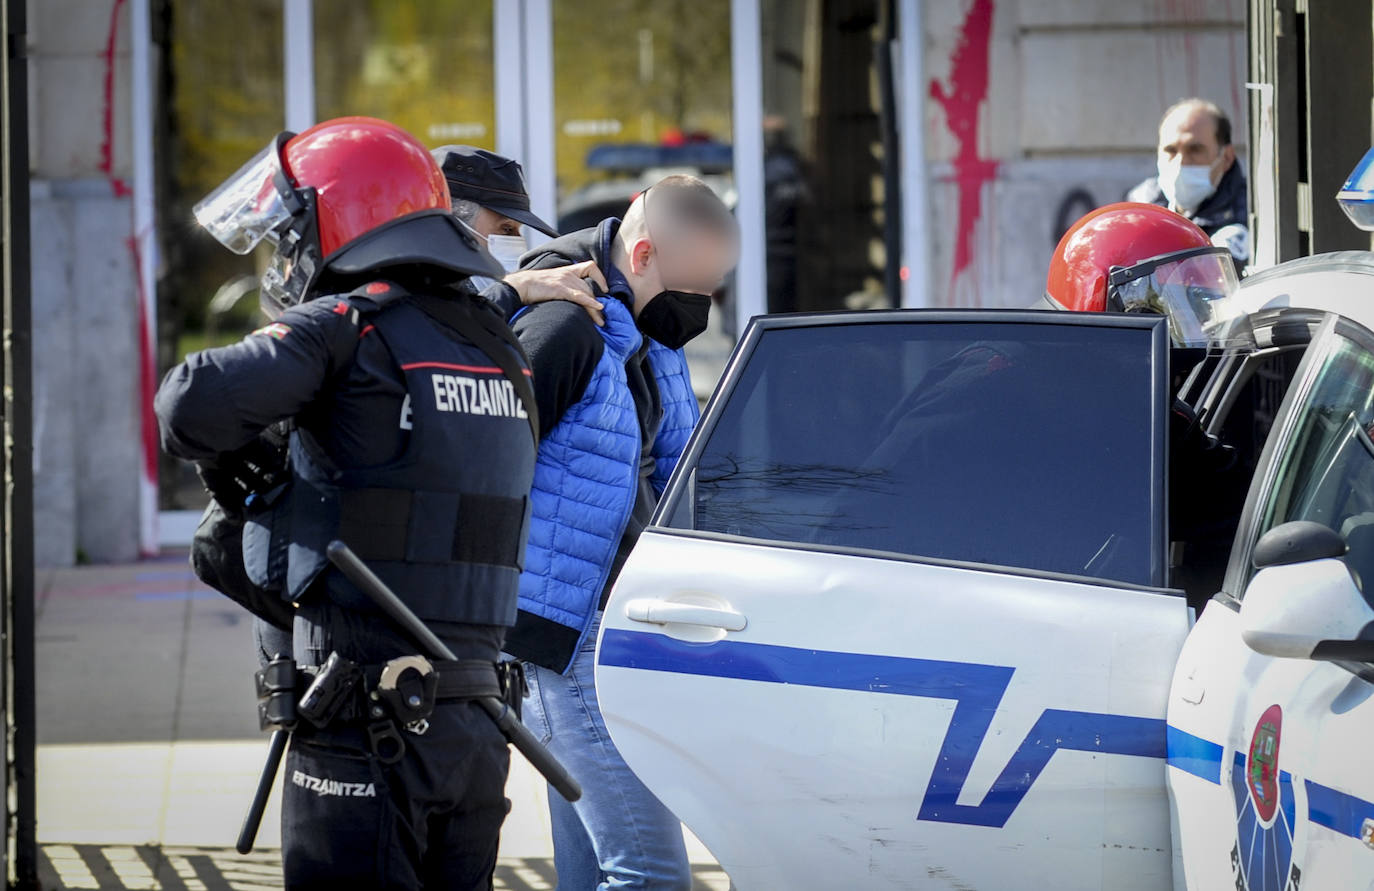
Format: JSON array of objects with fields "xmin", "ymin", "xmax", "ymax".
[{"xmin": 35, "ymin": 552, "xmax": 728, "ymax": 889}]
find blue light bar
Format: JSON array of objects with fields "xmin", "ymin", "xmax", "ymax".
[{"xmin": 1337, "ymin": 146, "xmax": 1374, "ymax": 231}]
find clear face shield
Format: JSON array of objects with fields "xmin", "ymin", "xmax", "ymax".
[
  {"xmin": 192, "ymin": 132, "xmax": 321, "ymax": 318},
  {"xmin": 1107, "ymin": 246, "xmax": 1251, "ymax": 350}
]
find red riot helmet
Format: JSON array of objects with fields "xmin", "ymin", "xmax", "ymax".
[
  {"xmin": 1045, "ymin": 202, "xmax": 1247, "ymax": 349},
  {"xmin": 194, "ymin": 116, "xmax": 502, "ymax": 317}
]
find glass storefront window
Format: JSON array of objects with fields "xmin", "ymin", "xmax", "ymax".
[
  {"xmin": 550, "ymin": 0, "xmax": 733, "ymax": 233},
  {"xmin": 313, "ymin": 1, "xmax": 495, "ymax": 149},
  {"xmin": 760, "ymin": 0, "xmax": 887, "ymax": 313},
  {"xmin": 156, "ymin": 0, "xmax": 896, "ymax": 514},
  {"xmin": 159, "ymin": 1, "xmax": 499, "ymax": 512},
  {"xmin": 161, "ymin": 0, "xmax": 287, "ymax": 509}
]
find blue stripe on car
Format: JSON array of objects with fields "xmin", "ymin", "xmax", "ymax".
[
  {"xmin": 599, "ymin": 629, "xmax": 1164, "ymax": 827},
  {"xmin": 1306, "ymin": 778, "xmax": 1374, "ymax": 840},
  {"xmin": 600, "ymin": 629, "xmax": 1374, "ymax": 838},
  {"xmin": 1165, "ymin": 724, "xmax": 1225, "ymax": 784}
]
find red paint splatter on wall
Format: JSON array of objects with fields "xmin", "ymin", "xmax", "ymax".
[
  {"xmin": 102, "ymin": 0, "xmax": 159, "ymax": 548},
  {"xmin": 929, "ymin": 0, "xmax": 998, "ymax": 306},
  {"xmin": 101, "ymin": 0, "xmax": 131, "ymax": 197},
  {"xmin": 1157, "ymin": 0, "xmax": 1220, "ymax": 110}
]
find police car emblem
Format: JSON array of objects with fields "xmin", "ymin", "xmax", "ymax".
[
  {"xmin": 1229, "ymin": 704, "xmax": 1300, "ymax": 891},
  {"xmin": 1248, "ymin": 706, "xmax": 1281, "ymax": 821}
]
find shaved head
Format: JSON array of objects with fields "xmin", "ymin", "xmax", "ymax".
[
  {"xmin": 613, "ymin": 175, "xmax": 739, "ymax": 315},
  {"xmin": 622, "ymin": 174, "xmax": 738, "ymax": 244}
]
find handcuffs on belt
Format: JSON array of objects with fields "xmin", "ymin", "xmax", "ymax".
[{"xmin": 256, "ymin": 651, "xmax": 524, "ymax": 764}]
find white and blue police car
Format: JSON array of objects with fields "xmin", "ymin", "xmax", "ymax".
[{"xmin": 589, "ymin": 218, "xmax": 1374, "ymax": 887}]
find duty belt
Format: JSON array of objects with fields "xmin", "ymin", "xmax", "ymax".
[{"xmin": 255, "ymin": 652, "xmax": 513, "ymax": 737}]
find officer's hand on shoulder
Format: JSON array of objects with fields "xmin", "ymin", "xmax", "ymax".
[{"xmin": 504, "ymin": 261, "xmax": 608, "ymax": 327}]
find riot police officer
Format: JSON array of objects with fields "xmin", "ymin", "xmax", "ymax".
[
  {"xmin": 1042, "ymin": 201, "xmax": 1253, "ymax": 609},
  {"xmin": 156, "ymin": 117, "xmax": 538, "ymax": 890}
]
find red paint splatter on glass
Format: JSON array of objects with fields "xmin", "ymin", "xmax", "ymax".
[{"xmin": 929, "ymin": 0, "xmax": 997, "ymax": 306}]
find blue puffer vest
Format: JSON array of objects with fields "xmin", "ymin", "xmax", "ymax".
[{"xmin": 507, "ymin": 296, "xmax": 699, "ymax": 673}]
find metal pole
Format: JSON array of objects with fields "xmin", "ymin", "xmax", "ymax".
[
  {"xmin": 131, "ymin": 0, "xmax": 159, "ymax": 556},
  {"xmin": 283, "ymin": 0, "xmax": 315, "ymax": 133},
  {"xmin": 898, "ymin": 0, "xmax": 930, "ymax": 308},
  {"xmin": 521, "ymin": 0, "xmax": 557, "ymax": 250},
  {"xmin": 876, "ymin": 0, "xmax": 902, "ymax": 308},
  {"xmin": 730, "ymin": 0, "xmax": 767, "ymax": 333},
  {"xmin": 493, "ymin": 0, "xmax": 525, "ymax": 161},
  {"xmin": 2, "ymin": 0, "xmax": 36, "ymax": 882}
]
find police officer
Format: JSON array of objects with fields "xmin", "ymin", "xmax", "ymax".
[
  {"xmin": 195, "ymin": 146, "xmax": 602, "ymax": 673},
  {"xmin": 1043, "ymin": 201, "xmax": 1252, "ymax": 609},
  {"xmin": 432, "ymin": 144, "xmax": 612, "ymax": 326},
  {"xmin": 156, "ymin": 116, "xmax": 538, "ymax": 890},
  {"xmin": 432, "ymin": 144, "xmax": 559, "ymax": 271}
]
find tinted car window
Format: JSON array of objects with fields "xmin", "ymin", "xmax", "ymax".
[
  {"xmin": 1245, "ymin": 327, "xmax": 1374, "ymax": 598},
  {"xmin": 671, "ymin": 321, "xmax": 1162, "ymax": 587}
]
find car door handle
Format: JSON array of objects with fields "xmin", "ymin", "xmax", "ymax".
[{"xmin": 624, "ymin": 599, "xmax": 748, "ymax": 632}]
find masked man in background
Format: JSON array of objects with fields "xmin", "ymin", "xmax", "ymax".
[{"xmin": 1128, "ymin": 97, "xmax": 1249, "ymax": 266}]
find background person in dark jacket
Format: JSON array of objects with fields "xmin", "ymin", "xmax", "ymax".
[
  {"xmin": 1128, "ymin": 98, "xmax": 1249, "ymax": 264},
  {"xmin": 506, "ymin": 175, "xmax": 738, "ymax": 891}
]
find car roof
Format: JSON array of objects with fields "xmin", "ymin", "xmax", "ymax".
[{"xmin": 1237, "ymin": 251, "xmax": 1374, "ymax": 332}]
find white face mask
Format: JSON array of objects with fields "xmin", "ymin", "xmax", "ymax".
[
  {"xmin": 486, "ymin": 233, "xmax": 527, "ymax": 274},
  {"xmin": 1158, "ymin": 159, "xmax": 1217, "ymax": 215}
]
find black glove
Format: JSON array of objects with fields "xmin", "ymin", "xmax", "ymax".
[{"xmin": 196, "ymin": 425, "xmax": 291, "ymax": 521}]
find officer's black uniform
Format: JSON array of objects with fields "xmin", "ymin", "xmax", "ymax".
[{"xmin": 157, "ymin": 248, "xmax": 537, "ymax": 888}]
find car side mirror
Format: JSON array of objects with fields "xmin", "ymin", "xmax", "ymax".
[{"xmin": 1240, "ymin": 521, "xmax": 1374, "ymax": 662}]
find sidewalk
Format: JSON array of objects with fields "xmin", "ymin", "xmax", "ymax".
[{"xmin": 35, "ymin": 553, "xmax": 727, "ymax": 889}]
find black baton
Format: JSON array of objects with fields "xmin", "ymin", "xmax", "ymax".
[
  {"xmin": 236, "ymin": 727, "xmax": 288, "ymax": 854},
  {"xmin": 326, "ymin": 540, "xmax": 582, "ymax": 802}
]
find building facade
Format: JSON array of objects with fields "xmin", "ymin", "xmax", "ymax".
[{"xmin": 28, "ymin": 0, "xmax": 1247, "ymax": 565}]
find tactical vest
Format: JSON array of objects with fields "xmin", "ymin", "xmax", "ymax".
[{"xmin": 244, "ymin": 293, "xmax": 537, "ymax": 628}]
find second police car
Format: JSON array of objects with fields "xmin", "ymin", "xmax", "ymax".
[{"xmin": 585, "ymin": 156, "xmax": 1374, "ymax": 889}]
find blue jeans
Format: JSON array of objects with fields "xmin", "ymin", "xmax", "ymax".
[{"xmin": 522, "ymin": 612, "xmax": 692, "ymax": 891}]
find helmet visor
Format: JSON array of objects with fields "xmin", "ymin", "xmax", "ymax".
[
  {"xmin": 1108, "ymin": 246, "xmax": 1249, "ymax": 349},
  {"xmin": 193, "ymin": 135, "xmax": 295, "ymax": 254}
]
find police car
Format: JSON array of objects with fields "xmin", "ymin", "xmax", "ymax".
[{"xmin": 589, "ymin": 251, "xmax": 1374, "ymax": 889}]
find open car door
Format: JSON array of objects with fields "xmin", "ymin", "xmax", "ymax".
[{"xmin": 596, "ymin": 311, "xmax": 1192, "ymax": 890}]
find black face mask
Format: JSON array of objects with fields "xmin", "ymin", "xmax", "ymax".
[{"xmin": 636, "ymin": 290, "xmax": 711, "ymax": 349}]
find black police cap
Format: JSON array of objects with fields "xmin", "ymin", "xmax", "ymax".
[{"xmin": 431, "ymin": 145, "xmax": 559, "ymax": 238}]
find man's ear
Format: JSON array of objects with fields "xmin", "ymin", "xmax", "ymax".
[
  {"xmin": 1221, "ymin": 144, "xmax": 1236, "ymax": 173},
  {"xmin": 629, "ymin": 237, "xmax": 654, "ymax": 276}
]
